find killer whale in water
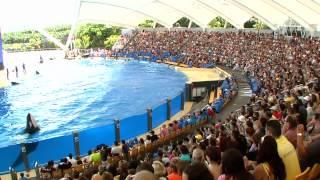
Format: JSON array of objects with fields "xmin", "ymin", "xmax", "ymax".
[
  {"xmin": 11, "ymin": 82, "xmax": 20, "ymax": 86},
  {"xmin": 25, "ymin": 113, "xmax": 40, "ymax": 134}
]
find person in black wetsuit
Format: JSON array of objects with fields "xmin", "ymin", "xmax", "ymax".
[
  {"xmin": 40, "ymin": 55, "xmax": 44, "ymax": 64},
  {"xmin": 6, "ymin": 68, "xmax": 9, "ymax": 80},
  {"xmin": 22, "ymin": 63, "xmax": 26, "ymax": 74},
  {"xmin": 15, "ymin": 66, "xmax": 18, "ymax": 78}
]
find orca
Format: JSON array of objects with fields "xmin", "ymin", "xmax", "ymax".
[
  {"xmin": 25, "ymin": 113, "xmax": 40, "ymax": 134},
  {"xmin": 11, "ymin": 82, "xmax": 20, "ymax": 86}
]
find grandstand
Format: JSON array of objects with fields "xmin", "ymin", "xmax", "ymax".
[{"xmin": 1, "ymin": 0, "xmax": 320, "ymax": 179}]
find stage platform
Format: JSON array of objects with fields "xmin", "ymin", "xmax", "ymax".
[{"xmin": 177, "ymin": 67, "xmax": 229, "ymax": 83}]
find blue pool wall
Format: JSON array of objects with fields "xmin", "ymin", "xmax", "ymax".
[{"xmin": 0, "ymin": 90, "xmax": 185, "ymax": 173}]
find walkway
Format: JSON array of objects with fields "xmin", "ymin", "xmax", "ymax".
[{"xmin": 215, "ymin": 66, "xmax": 252, "ymax": 121}]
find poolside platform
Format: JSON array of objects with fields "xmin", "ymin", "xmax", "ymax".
[
  {"xmin": 177, "ymin": 67, "xmax": 228, "ymax": 83},
  {"xmin": 138, "ymin": 65, "xmax": 231, "ymax": 140}
]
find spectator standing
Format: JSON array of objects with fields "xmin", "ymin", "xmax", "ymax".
[
  {"xmin": 266, "ymin": 120, "xmax": 301, "ymax": 180},
  {"xmin": 253, "ymin": 136, "xmax": 286, "ymax": 180}
]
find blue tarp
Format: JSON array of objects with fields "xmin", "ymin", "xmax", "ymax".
[
  {"xmin": 152, "ymin": 103, "xmax": 167, "ymax": 128},
  {"xmin": 120, "ymin": 113, "xmax": 148, "ymax": 140},
  {"xmin": 171, "ymin": 94, "xmax": 181, "ymax": 116},
  {"xmin": 28, "ymin": 134, "xmax": 74, "ymax": 168},
  {"xmin": 79, "ymin": 123, "xmax": 115, "ymax": 155},
  {"xmin": 171, "ymin": 55, "xmax": 180, "ymax": 62},
  {"xmin": 151, "ymin": 55, "xmax": 158, "ymax": 62},
  {"xmin": 214, "ymin": 98, "xmax": 224, "ymax": 113},
  {"xmin": 221, "ymin": 79, "xmax": 230, "ymax": 91},
  {"xmin": 203, "ymin": 62, "xmax": 215, "ymax": 68},
  {"xmin": 0, "ymin": 144, "xmax": 22, "ymax": 172},
  {"xmin": 162, "ymin": 51, "xmax": 170, "ymax": 58}
]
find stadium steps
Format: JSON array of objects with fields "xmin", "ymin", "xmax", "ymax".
[
  {"xmin": 121, "ymin": 31, "xmax": 139, "ymax": 51},
  {"xmin": 215, "ymin": 65, "xmax": 252, "ymax": 121}
]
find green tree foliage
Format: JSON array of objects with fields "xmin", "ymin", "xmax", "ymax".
[
  {"xmin": 138, "ymin": 20, "xmax": 154, "ymax": 28},
  {"xmin": 2, "ymin": 26, "xmax": 71, "ymax": 51},
  {"xmin": 28, "ymin": 31, "xmax": 42, "ymax": 49},
  {"xmin": 104, "ymin": 34, "xmax": 120, "ymax": 49},
  {"xmin": 173, "ymin": 17, "xmax": 199, "ymax": 28},
  {"xmin": 2, "ymin": 30, "xmax": 34, "ymax": 44},
  {"xmin": 174, "ymin": 17, "xmax": 189, "ymax": 27},
  {"xmin": 2, "ymin": 24, "xmax": 122, "ymax": 51},
  {"xmin": 75, "ymin": 35, "xmax": 91, "ymax": 49},
  {"xmin": 75, "ymin": 23, "xmax": 121, "ymax": 48},
  {"xmin": 253, "ymin": 20, "xmax": 269, "ymax": 30},
  {"xmin": 45, "ymin": 25, "xmax": 71, "ymax": 44},
  {"xmin": 138, "ymin": 20, "xmax": 165, "ymax": 28},
  {"xmin": 244, "ymin": 17, "xmax": 270, "ymax": 29},
  {"xmin": 208, "ymin": 16, "xmax": 234, "ymax": 28}
]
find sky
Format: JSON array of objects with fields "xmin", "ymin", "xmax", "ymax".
[{"xmin": 0, "ymin": 0, "xmax": 77, "ymax": 32}]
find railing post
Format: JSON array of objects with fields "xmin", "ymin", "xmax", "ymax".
[
  {"xmin": 114, "ymin": 119, "xmax": 120, "ymax": 143},
  {"xmin": 9, "ymin": 167, "xmax": 17, "ymax": 180},
  {"xmin": 180, "ymin": 91, "xmax": 184, "ymax": 110},
  {"xmin": 21, "ymin": 143, "xmax": 30, "ymax": 171},
  {"xmin": 147, "ymin": 108, "xmax": 152, "ymax": 131},
  {"xmin": 73, "ymin": 131, "xmax": 80, "ymax": 158},
  {"xmin": 214, "ymin": 83, "xmax": 218, "ymax": 98},
  {"xmin": 185, "ymin": 83, "xmax": 192, "ymax": 101},
  {"xmin": 167, "ymin": 98, "xmax": 172, "ymax": 120},
  {"xmin": 34, "ymin": 161, "xmax": 41, "ymax": 179}
]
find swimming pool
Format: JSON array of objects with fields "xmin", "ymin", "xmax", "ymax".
[{"xmin": 0, "ymin": 59, "xmax": 186, "ymax": 148}]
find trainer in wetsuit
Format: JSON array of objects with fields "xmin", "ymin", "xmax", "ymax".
[
  {"xmin": 6, "ymin": 68, "xmax": 9, "ymax": 80},
  {"xmin": 22, "ymin": 63, "xmax": 26, "ymax": 74},
  {"xmin": 15, "ymin": 66, "xmax": 18, "ymax": 78}
]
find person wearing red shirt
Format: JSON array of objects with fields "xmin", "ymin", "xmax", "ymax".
[
  {"xmin": 167, "ymin": 159, "xmax": 182, "ymax": 180},
  {"xmin": 270, "ymin": 105, "xmax": 282, "ymax": 120}
]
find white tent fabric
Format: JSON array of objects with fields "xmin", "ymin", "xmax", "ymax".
[
  {"xmin": 0, "ymin": 0, "xmax": 77, "ymax": 32},
  {"xmin": 0, "ymin": 0, "xmax": 319, "ymax": 33},
  {"xmin": 78, "ymin": 0, "xmax": 320, "ymax": 32},
  {"xmin": 2, "ymin": 0, "xmax": 320, "ymax": 49}
]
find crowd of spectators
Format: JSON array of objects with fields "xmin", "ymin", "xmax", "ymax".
[{"xmin": 35, "ymin": 30, "xmax": 320, "ymax": 180}]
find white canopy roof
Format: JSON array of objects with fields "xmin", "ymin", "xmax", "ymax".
[
  {"xmin": 0, "ymin": 0, "xmax": 319, "ymax": 33},
  {"xmin": 2, "ymin": 0, "xmax": 320, "ymax": 50},
  {"xmin": 78, "ymin": 0, "xmax": 320, "ymax": 32}
]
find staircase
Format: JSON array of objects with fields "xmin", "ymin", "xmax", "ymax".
[
  {"xmin": 215, "ymin": 65, "xmax": 252, "ymax": 121},
  {"xmin": 120, "ymin": 30, "xmax": 139, "ymax": 51}
]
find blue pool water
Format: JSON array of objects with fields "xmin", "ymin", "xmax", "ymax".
[{"xmin": 0, "ymin": 59, "xmax": 186, "ymax": 148}]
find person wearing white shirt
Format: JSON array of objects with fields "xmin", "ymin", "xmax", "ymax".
[
  {"xmin": 67, "ymin": 153, "xmax": 77, "ymax": 167},
  {"xmin": 111, "ymin": 141, "xmax": 122, "ymax": 155}
]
